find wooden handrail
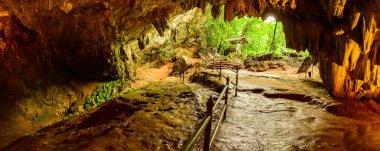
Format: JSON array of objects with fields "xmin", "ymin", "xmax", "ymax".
[
  {"xmin": 213, "ymin": 85, "xmax": 228, "ymax": 111},
  {"xmin": 182, "ymin": 115, "xmax": 212, "ymax": 151},
  {"xmin": 204, "ymin": 98, "xmax": 213, "ymax": 151},
  {"xmin": 210, "ymin": 104, "xmax": 227, "ymax": 147},
  {"xmin": 235, "ymin": 69, "xmax": 239, "ymax": 96},
  {"xmin": 182, "ymin": 64, "xmax": 239, "ymax": 151}
]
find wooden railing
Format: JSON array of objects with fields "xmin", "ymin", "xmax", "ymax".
[
  {"xmin": 183, "ymin": 61, "xmax": 239, "ymax": 151},
  {"xmin": 202, "ymin": 54, "xmax": 242, "ymax": 80}
]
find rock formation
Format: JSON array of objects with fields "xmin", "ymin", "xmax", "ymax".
[{"xmin": 1, "ymin": 0, "xmax": 380, "ymax": 125}]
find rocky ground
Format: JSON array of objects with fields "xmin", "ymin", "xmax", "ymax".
[
  {"xmin": 3, "ymin": 59, "xmax": 380, "ymax": 150},
  {"xmin": 203, "ymin": 63, "xmax": 380, "ymax": 151},
  {"xmin": 2, "ymin": 80, "xmax": 205, "ymax": 151},
  {"xmin": 0, "ymin": 57, "xmax": 214, "ymax": 150}
]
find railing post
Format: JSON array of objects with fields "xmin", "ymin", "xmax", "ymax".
[
  {"xmin": 224, "ymin": 77, "xmax": 230, "ymax": 121},
  {"xmin": 219, "ymin": 58, "xmax": 222, "ymax": 80},
  {"xmin": 235, "ymin": 68, "xmax": 239, "ymax": 97},
  {"xmin": 182, "ymin": 72, "xmax": 185, "ymax": 83},
  {"xmin": 204, "ymin": 97, "xmax": 214, "ymax": 151},
  {"xmin": 212, "ymin": 57, "xmax": 215, "ymax": 72}
]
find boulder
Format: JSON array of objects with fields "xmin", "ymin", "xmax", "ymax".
[
  {"xmin": 174, "ymin": 48, "xmax": 194, "ymax": 60},
  {"xmin": 171, "ymin": 55, "xmax": 193, "ymax": 75},
  {"xmin": 255, "ymin": 52, "xmax": 274, "ymax": 61},
  {"xmin": 248, "ymin": 62, "xmax": 268, "ymax": 72},
  {"xmin": 289, "ymin": 52, "xmax": 302, "ymax": 58},
  {"xmin": 268, "ymin": 62, "xmax": 278, "ymax": 69},
  {"xmin": 276, "ymin": 62, "xmax": 285, "ymax": 67}
]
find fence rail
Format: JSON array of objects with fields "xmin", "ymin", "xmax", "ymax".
[{"xmin": 183, "ymin": 55, "xmax": 240, "ymax": 151}]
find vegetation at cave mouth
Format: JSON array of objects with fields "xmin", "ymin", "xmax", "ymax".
[{"xmin": 206, "ymin": 7, "xmax": 308, "ymax": 58}]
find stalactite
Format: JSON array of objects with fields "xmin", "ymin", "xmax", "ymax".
[
  {"xmin": 362, "ymin": 14, "xmax": 377, "ymax": 54},
  {"xmin": 350, "ymin": 12, "xmax": 361, "ymax": 30}
]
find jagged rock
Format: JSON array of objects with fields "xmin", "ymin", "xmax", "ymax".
[
  {"xmin": 143, "ymin": 8, "xmax": 208, "ymax": 50},
  {"xmin": 168, "ymin": 8, "xmax": 208, "ymax": 48}
]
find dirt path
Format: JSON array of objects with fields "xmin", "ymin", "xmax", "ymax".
[
  {"xmin": 210, "ymin": 68, "xmax": 380, "ymax": 151},
  {"xmin": 131, "ymin": 63, "xmax": 174, "ymax": 89}
]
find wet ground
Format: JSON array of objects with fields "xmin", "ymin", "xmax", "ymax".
[{"xmin": 209, "ymin": 67, "xmax": 380, "ymax": 151}]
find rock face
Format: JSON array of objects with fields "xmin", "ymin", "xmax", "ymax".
[{"xmin": 274, "ymin": 1, "xmax": 380, "ymax": 100}]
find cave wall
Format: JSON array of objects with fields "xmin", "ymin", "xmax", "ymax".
[
  {"xmin": 271, "ymin": 1, "xmax": 380, "ymax": 100},
  {"xmin": 272, "ymin": 1, "xmax": 380, "ymax": 100},
  {"xmin": 0, "ymin": 1, "xmax": 208, "ymax": 128},
  {"xmin": 141, "ymin": 7, "xmax": 209, "ymax": 60}
]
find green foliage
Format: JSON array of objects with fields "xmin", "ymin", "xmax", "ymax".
[
  {"xmin": 157, "ymin": 41, "xmax": 176, "ymax": 65},
  {"xmin": 84, "ymin": 80, "xmax": 125, "ymax": 110},
  {"xmin": 300, "ymin": 51, "xmax": 310, "ymax": 57},
  {"xmin": 206, "ymin": 7, "xmax": 295, "ymax": 58},
  {"xmin": 227, "ymin": 52, "xmax": 244, "ymax": 61}
]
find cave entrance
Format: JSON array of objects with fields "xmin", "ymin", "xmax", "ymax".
[{"xmin": 207, "ymin": 13, "xmax": 312, "ymax": 75}]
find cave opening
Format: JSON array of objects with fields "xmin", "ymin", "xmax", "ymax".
[
  {"xmin": 1, "ymin": 0, "xmax": 380, "ymax": 150},
  {"xmin": 264, "ymin": 15, "xmax": 276, "ymax": 23}
]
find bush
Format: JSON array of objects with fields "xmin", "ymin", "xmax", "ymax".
[{"xmin": 84, "ymin": 80, "xmax": 126, "ymax": 110}]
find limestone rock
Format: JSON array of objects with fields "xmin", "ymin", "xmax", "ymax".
[{"xmin": 171, "ymin": 56, "xmax": 193, "ymax": 75}]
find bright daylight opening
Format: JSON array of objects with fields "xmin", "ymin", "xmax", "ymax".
[{"xmin": 264, "ymin": 16, "xmax": 276, "ymax": 23}]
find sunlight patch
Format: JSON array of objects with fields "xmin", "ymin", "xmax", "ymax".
[{"xmin": 265, "ymin": 16, "xmax": 276, "ymax": 23}]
